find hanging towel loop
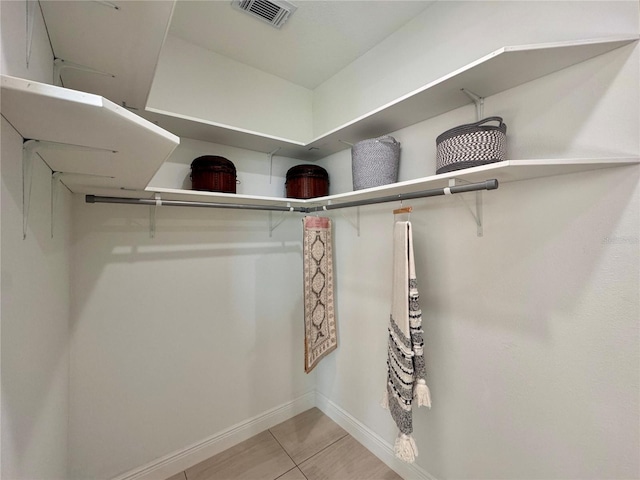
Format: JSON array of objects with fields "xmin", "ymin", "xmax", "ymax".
[{"xmin": 393, "ymin": 206, "xmax": 413, "ymax": 215}]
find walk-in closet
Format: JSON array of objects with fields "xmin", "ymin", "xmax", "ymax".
[{"xmin": 1, "ymin": 1, "xmax": 639, "ymax": 479}]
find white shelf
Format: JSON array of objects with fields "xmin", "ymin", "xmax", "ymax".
[
  {"xmin": 141, "ymin": 36, "xmax": 638, "ymax": 160},
  {"xmin": 3, "ymin": 36, "xmax": 637, "ymax": 199},
  {"xmin": 144, "ymin": 158, "xmax": 640, "ymax": 209},
  {"xmin": 1, "ymin": 74, "xmax": 180, "ymax": 193}
]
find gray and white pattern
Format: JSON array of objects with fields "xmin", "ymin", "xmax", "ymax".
[
  {"xmin": 436, "ymin": 116, "xmax": 507, "ymax": 174},
  {"xmin": 383, "ymin": 221, "xmax": 431, "ymax": 463},
  {"xmin": 351, "ymin": 135, "xmax": 400, "ymax": 190}
]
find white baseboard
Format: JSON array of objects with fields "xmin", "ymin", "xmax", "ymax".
[
  {"xmin": 111, "ymin": 391, "xmax": 316, "ymax": 480},
  {"xmin": 315, "ymin": 391, "xmax": 437, "ymax": 480},
  {"xmin": 112, "ymin": 390, "xmax": 436, "ymax": 480}
]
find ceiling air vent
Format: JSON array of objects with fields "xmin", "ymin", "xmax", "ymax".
[{"xmin": 231, "ymin": 0, "xmax": 297, "ymax": 29}]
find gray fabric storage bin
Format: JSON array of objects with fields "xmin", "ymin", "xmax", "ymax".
[{"xmin": 351, "ymin": 135, "xmax": 400, "ymax": 190}]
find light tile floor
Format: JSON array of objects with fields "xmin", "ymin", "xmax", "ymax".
[{"xmin": 166, "ymin": 407, "xmax": 403, "ymax": 480}]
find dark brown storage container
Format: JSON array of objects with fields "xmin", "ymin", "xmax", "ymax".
[
  {"xmin": 190, "ymin": 156, "xmax": 237, "ymax": 193},
  {"xmin": 285, "ymin": 164, "xmax": 329, "ymax": 199}
]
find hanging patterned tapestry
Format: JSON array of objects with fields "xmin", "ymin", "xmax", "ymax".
[
  {"xmin": 303, "ymin": 216, "xmax": 337, "ymax": 373},
  {"xmin": 382, "ymin": 220, "xmax": 431, "ymax": 463}
]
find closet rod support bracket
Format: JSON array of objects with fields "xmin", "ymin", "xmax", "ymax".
[
  {"xmin": 150, "ymin": 194, "xmax": 161, "ymax": 238},
  {"xmin": 335, "ymin": 203, "xmax": 360, "ymax": 236},
  {"xmin": 269, "ymin": 205, "xmax": 293, "ymax": 237},
  {"xmin": 449, "ymin": 178, "xmax": 484, "ymax": 237}
]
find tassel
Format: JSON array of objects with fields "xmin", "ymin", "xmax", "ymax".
[
  {"xmin": 414, "ymin": 379, "xmax": 432, "ymax": 408},
  {"xmin": 394, "ymin": 433, "xmax": 418, "ymax": 463},
  {"xmin": 381, "ymin": 388, "xmax": 389, "ymax": 409}
]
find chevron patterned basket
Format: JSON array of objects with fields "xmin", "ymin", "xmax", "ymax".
[{"xmin": 436, "ymin": 117, "xmax": 507, "ymax": 174}]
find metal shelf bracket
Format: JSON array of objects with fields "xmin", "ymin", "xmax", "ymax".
[
  {"xmin": 150, "ymin": 194, "xmax": 161, "ymax": 238},
  {"xmin": 269, "ymin": 204, "xmax": 294, "ymax": 237},
  {"xmin": 449, "ymin": 178, "xmax": 484, "ymax": 237},
  {"xmin": 461, "ymin": 88, "xmax": 485, "ymax": 121},
  {"xmin": 50, "ymin": 171, "xmax": 64, "ymax": 238},
  {"xmin": 22, "ymin": 140, "xmax": 37, "ymax": 240},
  {"xmin": 336, "ymin": 203, "xmax": 360, "ymax": 236},
  {"xmin": 53, "ymin": 58, "xmax": 115, "ymax": 86},
  {"xmin": 268, "ymin": 148, "xmax": 280, "ymax": 184},
  {"xmin": 21, "ymin": 139, "xmax": 116, "ymax": 239},
  {"xmin": 26, "ymin": 0, "xmax": 37, "ymax": 68},
  {"xmin": 92, "ymin": 0, "xmax": 120, "ymax": 10}
]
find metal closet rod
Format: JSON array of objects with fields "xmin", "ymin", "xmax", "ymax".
[{"xmin": 85, "ymin": 179, "xmax": 499, "ymax": 213}]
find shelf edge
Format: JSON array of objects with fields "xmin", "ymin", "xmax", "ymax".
[{"xmin": 144, "ymin": 157, "xmax": 640, "ymax": 208}]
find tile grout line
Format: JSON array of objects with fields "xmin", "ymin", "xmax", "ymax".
[
  {"xmin": 273, "ymin": 466, "xmax": 309, "ymax": 480},
  {"xmin": 267, "ymin": 429, "xmax": 309, "ymax": 480},
  {"xmin": 293, "ymin": 432, "xmax": 350, "ymax": 468},
  {"xmin": 267, "ymin": 429, "xmax": 296, "ymax": 464}
]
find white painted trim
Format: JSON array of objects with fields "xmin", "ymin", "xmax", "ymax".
[
  {"xmin": 110, "ymin": 390, "xmax": 436, "ymax": 480},
  {"xmin": 111, "ymin": 391, "xmax": 316, "ymax": 480},
  {"xmin": 315, "ymin": 391, "xmax": 437, "ymax": 480}
]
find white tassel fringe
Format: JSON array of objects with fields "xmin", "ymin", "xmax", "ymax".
[
  {"xmin": 414, "ymin": 379, "xmax": 432, "ymax": 408},
  {"xmin": 381, "ymin": 388, "xmax": 389, "ymax": 409},
  {"xmin": 394, "ymin": 433, "xmax": 418, "ymax": 463}
]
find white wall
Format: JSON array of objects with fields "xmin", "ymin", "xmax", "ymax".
[
  {"xmin": 0, "ymin": 0, "xmax": 53, "ymax": 83},
  {"xmin": 1, "ymin": 2, "xmax": 72, "ymax": 478},
  {"xmin": 147, "ymin": 35, "xmax": 314, "ymax": 143},
  {"xmin": 319, "ymin": 167, "xmax": 639, "ymax": 479},
  {"xmin": 315, "ymin": 8, "xmax": 639, "ymax": 480},
  {"xmin": 69, "ymin": 140, "xmax": 315, "ymax": 479}
]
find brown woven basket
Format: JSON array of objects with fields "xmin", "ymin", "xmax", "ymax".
[
  {"xmin": 190, "ymin": 156, "xmax": 237, "ymax": 193},
  {"xmin": 285, "ymin": 164, "xmax": 329, "ymax": 199}
]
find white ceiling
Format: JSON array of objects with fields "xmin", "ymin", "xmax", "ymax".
[
  {"xmin": 169, "ymin": 0, "xmax": 434, "ymax": 89},
  {"xmin": 41, "ymin": 0, "xmax": 435, "ymax": 108}
]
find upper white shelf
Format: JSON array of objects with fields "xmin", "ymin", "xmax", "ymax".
[
  {"xmin": 141, "ymin": 35, "xmax": 638, "ymax": 160},
  {"xmin": 144, "ymin": 157, "xmax": 640, "ymax": 208},
  {"xmin": 0, "ymin": 74, "xmax": 180, "ymax": 193}
]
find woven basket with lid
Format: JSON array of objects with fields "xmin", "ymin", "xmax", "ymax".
[{"xmin": 190, "ymin": 156, "xmax": 237, "ymax": 193}]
